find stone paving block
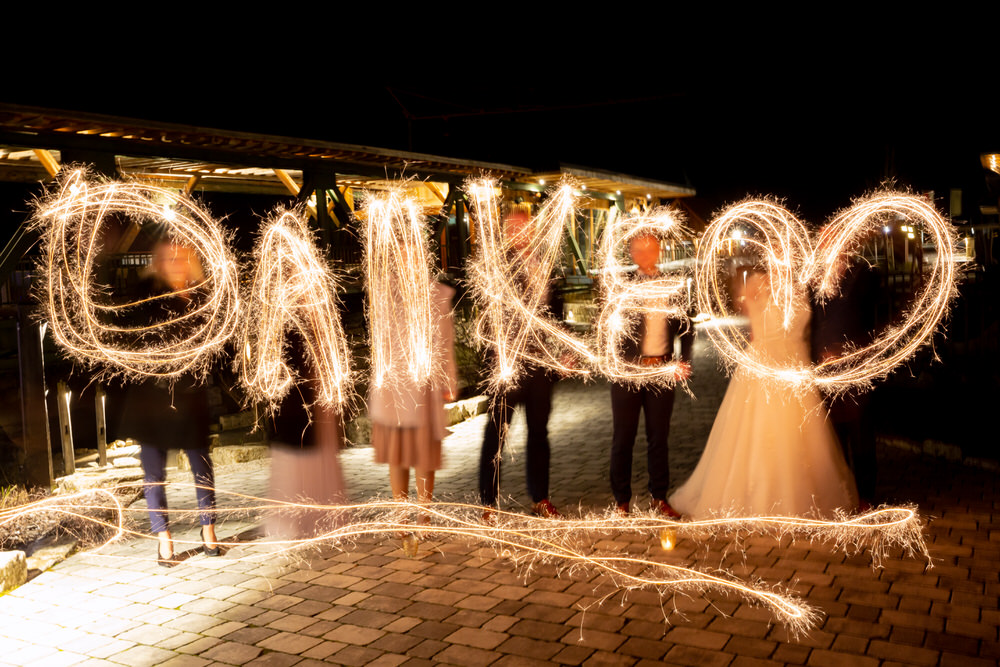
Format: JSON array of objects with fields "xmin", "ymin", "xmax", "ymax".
[
  {"xmin": 866, "ymin": 639, "xmax": 940, "ymax": 665},
  {"xmin": 583, "ymin": 650, "xmax": 638, "ymax": 666},
  {"xmin": 265, "ymin": 613, "xmax": 320, "ymax": 632},
  {"xmin": 221, "ymin": 625, "xmax": 279, "ymax": 645},
  {"xmin": 823, "ymin": 616, "xmax": 890, "ymax": 639},
  {"xmin": 433, "ymin": 642, "xmax": 504, "ymax": 666},
  {"xmin": 159, "ymin": 655, "xmax": 211, "ymax": 667},
  {"xmin": 666, "ymin": 625, "xmax": 730, "ymax": 650},
  {"xmin": 945, "ymin": 617, "xmax": 998, "ymax": 640},
  {"xmin": 200, "ymin": 640, "xmax": 263, "ymax": 663},
  {"xmin": 724, "ymin": 635, "xmax": 777, "ymax": 658},
  {"xmin": 445, "ymin": 608, "xmax": 494, "ymax": 628},
  {"xmin": 326, "ymin": 644, "xmax": 388, "ymax": 666},
  {"xmin": 551, "ymin": 642, "xmax": 599, "ymax": 665},
  {"xmin": 175, "ymin": 636, "xmax": 224, "ymax": 655},
  {"xmin": 107, "ymin": 644, "xmax": 179, "ymax": 666},
  {"xmin": 322, "ymin": 623, "xmax": 387, "ymax": 645},
  {"xmin": 888, "ymin": 625, "xmax": 925, "ymax": 646},
  {"xmin": 880, "ymin": 608, "xmax": 945, "ymax": 631},
  {"xmin": 730, "ymin": 656, "xmax": 779, "ymax": 667},
  {"xmin": 401, "ymin": 601, "xmax": 457, "ymax": 621},
  {"xmin": 930, "ymin": 600, "xmax": 981, "ymax": 621},
  {"xmin": 256, "ymin": 630, "xmax": 324, "ymax": 654},
  {"xmin": 772, "ymin": 642, "xmax": 811, "ymax": 664},
  {"xmin": 938, "ymin": 652, "xmax": 999, "ymax": 667},
  {"xmin": 708, "ymin": 616, "xmax": 771, "ymax": 639},
  {"xmin": 243, "ymin": 651, "xmax": 301, "ymax": 666},
  {"xmin": 492, "ymin": 654, "xmax": 565, "ymax": 667},
  {"xmin": 662, "ymin": 644, "xmax": 734, "ymax": 667},
  {"xmin": 367, "ymin": 631, "xmax": 423, "ymax": 653},
  {"xmin": 508, "ymin": 618, "xmax": 570, "ymax": 642},
  {"xmin": 495, "ymin": 635, "xmax": 562, "ymax": 661},
  {"xmin": 381, "ymin": 617, "xmax": 422, "ymax": 633},
  {"xmin": 164, "ymin": 612, "xmax": 227, "ymax": 633},
  {"xmin": 338, "ymin": 608, "xmax": 401, "ymax": 629},
  {"xmin": 444, "ymin": 626, "xmax": 509, "ymax": 650},
  {"xmin": 300, "ymin": 639, "xmax": 346, "ymax": 659}
]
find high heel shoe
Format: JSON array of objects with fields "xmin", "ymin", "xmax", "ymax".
[
  {"xmin": 202, "ymin": 526, "xmax": 221, "ymax": 557},
  {"xmin": 157, "ymin": 541, "xmax": 175, "ymax": 568}
]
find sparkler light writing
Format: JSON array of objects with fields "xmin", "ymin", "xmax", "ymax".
[
  {"xmin": 360, "ymin": 188, "xmax": 439, "ymax": 392},
  {"xmin": 466, "ymin": 177, "xmax": 595, "ymax": 390},
  {"xmin": 34, "ymin": 174, "xmax": 954, "ymax": 396},
  {"xmin": 238, "ymin": 209, "xmax": 352, "ymax": 408},
  {"xmin": 32, "ymin": 169, "xmax": 240, "ymax": 381},
  {"xmin": 595, "ymin": 208, "xmax": 692, "ymax": 386},
  {"xmin": 9, "ymin": 486, "xmax": 926, "ymax": 636},
  {"xmin": 697, "ymin": 193, "xmax": 957, "ymax": 392}
]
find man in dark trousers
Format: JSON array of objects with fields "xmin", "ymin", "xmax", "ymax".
[
  {"xmin": 609, "ymin": 234, "xmax": 694, "ymax": 517},
  {"xmin": 478, "ymin": 208, "xmax": 564, "ymax": 519}
]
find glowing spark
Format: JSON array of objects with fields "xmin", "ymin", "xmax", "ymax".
[
  {"xmin": 238, "ymin": 208, "xmax": 352, "ymax": 408},
  {"xmin": 594, "ymin": 209, "xmax": 692, "ymax": 386},
  {"xmin": 16, "ymin": 483, "xmax": 926, "ymax": 636},
  {"xmin": 696, "ymin": 193, "xmax": 957, "ymax": 392},
  {"xmin": 466, "ymin": 176, "xmax": 595, "ymax": 390},
  {"xmin": 360, "ymin": 187, "xmax": 440, "ymax": 392},
  {"xmin": 31, "ymin": 169, "xmax": 240, "ymax": 380}
]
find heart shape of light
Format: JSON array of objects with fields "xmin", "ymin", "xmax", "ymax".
[{"xmin": 695, "ymin": 193, "xmax": 957, "ymax": 391}]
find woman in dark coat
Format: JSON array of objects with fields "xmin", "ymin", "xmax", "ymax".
[{"xmin": 120, "ymin": 240, "xmax": 219, "ymax": 565}]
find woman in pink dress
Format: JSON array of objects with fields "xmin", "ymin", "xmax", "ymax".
[{"xmin": 368, "ymin": 281, "xmax": 458, "ymax": 512}]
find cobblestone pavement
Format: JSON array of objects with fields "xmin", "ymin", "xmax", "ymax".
[{"xmin": 1, "ymin": 332, "xmax": 997, "ymax": 666}]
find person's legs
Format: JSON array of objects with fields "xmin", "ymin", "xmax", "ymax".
[
  {"xmin": 140, "ymin": 445, "xmax": 173, "ymax": 558},
  {"xmin": 389, "ymin": 466, "xmax": 410, "ymax": 500},
  {"xmin": 479, "ymin": 393, "xmax": 516, "ymax": 506},
  {"xmin": 140, "ymin": 445, "xmax": 169, "ymax": 533},
  {"xmin": 610, "ymin": 383, "xmax": 643, "ymax": 506},
  {"xmin": 415, "ymin": 469, "xmax": 434, "ymax": 503},
  {"xmin": 523, "ymin": 369, "xmax": 554, "ymax": 504},
  {"xmin": 643, "ymin": 386, "xmax": 675, "ymax": 501},
  {"xmin": 186, "ymin": 449, "xmax": 217, "ymax": 547},
  {"xmin": 415, "ymin": 468, "xmax": 435, "ymax": 525}
]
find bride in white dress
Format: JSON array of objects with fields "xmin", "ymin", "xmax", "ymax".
[{"xmin": 669, "ymin": 270, "xmax": 858, "ymax": 518}]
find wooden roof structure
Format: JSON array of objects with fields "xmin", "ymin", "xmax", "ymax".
[{"xmin": 0, "ymin": 104, "xmax": 693, "ymax": 200}]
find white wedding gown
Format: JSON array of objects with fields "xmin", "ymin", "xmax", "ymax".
[{"xmin": 670, "ymin": 275, "xmax": 858, "ymax": 518}]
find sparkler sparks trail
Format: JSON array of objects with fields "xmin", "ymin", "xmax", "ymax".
[
  {"xmin": 696, "ymin": 193, "xmax": 957, "ymax": 392},
  {"xmin": 595, "ymin": 209, "xmax": 692, "ymax": 386},
  {"xmin": 360, "ymin": 188, "xmax": 439, "ymax": 392},
  {"xmin": 466, "ymin": 177, "xmax": 595, "ymax": 390},
  {"xmin": 238, "ymin": 209, "xmax": 352, "ymax": 408},
  {"xmin": 12, "ymin": 485, "xmax": 926, "ymax": 636},
  {"xmin": 32, "ymin": 169, "xmax": 240, "ymax": 380}
]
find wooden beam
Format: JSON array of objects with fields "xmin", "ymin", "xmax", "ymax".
[
  {"xmin": 273, "ymin": 168, "xmax": 301, "ymax": 195},
  {"xmin": 32, "ymin": 149, "xmax": 60, "ymax": 178},
  {"xmin": 425, "ymin": 181, "xmax": 447, "ymax": 204},
  {"xmin": 17, "ymin": 310, "xmax": 54, "ymax": 488},
  {"xmin": 183, "ymin": 174, "xmax": 201, "ymax": 195},
  {"xmin": 339, "ymin": 186, "xmax": 354, "ymax": 211},
  {"xmin": 56, "ymin": 381, "xmax": 75, "ymax": 476},
  {"xmin": 95, "ymin": 386, "xmax": 107, "ymax": 468}
]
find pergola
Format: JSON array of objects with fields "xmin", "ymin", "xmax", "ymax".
[{"xmin": 0, "ymin": 103, "xmax": 696, "ymax": 488}]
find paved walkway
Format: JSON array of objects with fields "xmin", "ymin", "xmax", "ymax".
[{"xmin": 1, "ymin": 333, "xmax": 998, "ymax": 666}]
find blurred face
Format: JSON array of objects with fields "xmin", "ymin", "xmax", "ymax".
[
  {"xmin": 154, "ymin": 242, "xmax": 198, "ymax": 291},
  {"xmin": 505, "ymin": 212, "xmax": 533, "ymax": 253},
  {"xmin": 629, "ymin": 235, "xmax": 660, "ymax": 275}
]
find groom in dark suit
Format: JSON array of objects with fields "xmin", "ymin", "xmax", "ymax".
[{"xmin": 608, "ymin": 234, "xmax": 694, "ymax": 517}]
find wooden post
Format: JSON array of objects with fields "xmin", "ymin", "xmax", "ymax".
[
  {"xmin": 56, "ymin": 381, "xmax": 75, "ymax": 476},
  {"xmin": 95, "ymin": 386, "xmax": 107, "ymax": 467},
  {"xmin": 17, "ymin": 311, "xmax": 53, "ymax": 488}
]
